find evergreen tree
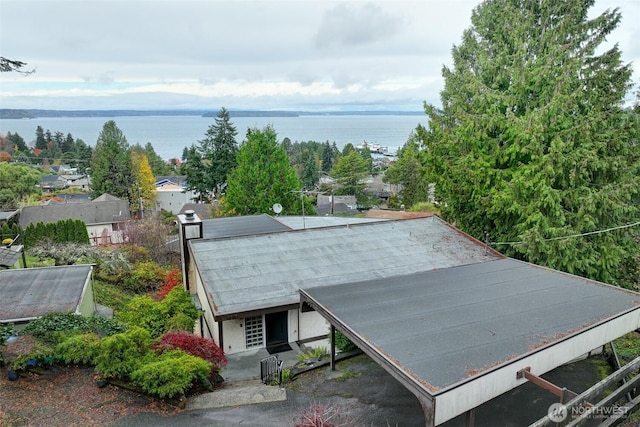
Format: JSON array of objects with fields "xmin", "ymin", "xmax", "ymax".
[
  {"xmin": 35, "ymin": 126, "xmax": 46, "ymax": 150},
  {"xmin": 200, "ymin": 107, "xmax": 239, "ymax": 198},
  {"xmin": 383, "ymin": 137, "xmax": 429, "ymax": 208},
  {"xmin": 6, "ymin": 132, "xmax": 28, "ymax": 153},
  {"xmin": 182, "ymin": 145, "xmax": 209, "ymax": 202},
  {"xmin": 330, "ymin": 150, "xmax": 369, "ymax": 197},
  {"xmin": 73, "ymin": 138, "xmax": 93, "ymax": 174},
  {"xmin": 421, "ymin": 0, "xmax": 640, "ymax": 287},
  {"xmin": 224, "ymin": 126, "xmax": 302, "ymax": 215},
  {"xmin": 321, "ymin": 142, "xmax": 334, "ymax": 173},
  {"xmin": 90, "ymin": 121, "xmax": 132, "ymax": 200}
]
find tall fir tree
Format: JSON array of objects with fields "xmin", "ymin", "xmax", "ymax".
[
  {"xmin": 422, "ymin": 0, "xmax": 639, "ymax": 287},
  {"xmin": 90, "ymin": 121, "xmax": 133, "ymax": 201},
  {"xmin": 224, "ymin": 126, "xmax": 303, "ymax": 215},
  {"xmin": 200, "ymin": 107, "xmax": 239, "ymax": 199}
]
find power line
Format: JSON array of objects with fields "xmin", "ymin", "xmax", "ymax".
[{"xmin": 490, "ymin": 221, "xmax": 640, "ymax": 246}]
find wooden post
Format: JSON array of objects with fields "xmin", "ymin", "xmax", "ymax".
[
  {"xmin": 330, "ymin": 325, "xmax": 336, "ymax": 371},
  {"xmin": 465, "ymin": 409, "xmax": 475, "ymax": 427}
]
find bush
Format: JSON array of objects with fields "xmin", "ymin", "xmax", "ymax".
[
  {"xmin": 94, "ymin": 327, "xmax": 152, "ymax": 379},
  {"xmin": 154, "ymin": 331, "xmax": 227, "ymax": 374},
  {"xmin": 294, "ymin": 404, "xmax": 341, "ymax": 427},
  {"xmin": 117, "ymin": 287, "xmax": 198, "ymax": 338},
  {"xmin": 155, "ymin": 268, "xmax": 182, "ymax": 300},
  {"xmin": 297, "ymin": 347, "xmax": 328, "ymax": 364},
  {"xmin": 55, "ymin": 332, "xmax": 101, "ymax": 365},
  {"xmin": 130, "ymin": 349, "xmax": 211, "ymax": 399},
  {"xmin": 332, "ymin": 330, "xmax": 358, "ymax": 353},
  {"xmin": 117, "ymin": 296, "xmax": 166, "ymax": 338},
  {"xmin": 123, "ymin": 260, "xmax": 167, "ymax": 293},
  {"xmin": 21, "ymin": 312, "xmax": 126, "ymax": 342}
]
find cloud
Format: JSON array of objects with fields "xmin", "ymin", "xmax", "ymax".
[{"xmin": 314, "ymin": 2, "xmax": 404, "ymax": 50}]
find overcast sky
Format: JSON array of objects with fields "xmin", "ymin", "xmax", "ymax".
[{"xmin": 1, "ymin": 0, "xmax": 638, "ymax": 112}]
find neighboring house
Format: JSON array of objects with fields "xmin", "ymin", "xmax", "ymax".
[
  {"xmin": 315, "ymin": 194, "xmax": 358, "ymax": 215},
  {"xmin": 0, "ymin": 265, "xmax": 95, "ymax": 327},
  {"xmin": 155, "ymin": 175, "xmax": 196, "ymax": 214},
  {"xmin": 19, "ymin": 194, "xmax": 131, "ymax": 245},
  {"xmin": 39, "ymin": 175, "xmax": 67, "ymax": 192},
  {"xmin": 62, "ymin": 174, "xmax": 90, "ymax": 192},
  {"xmin": 178, "ymin": 212, "xmax": 640, "ymax": 426}
]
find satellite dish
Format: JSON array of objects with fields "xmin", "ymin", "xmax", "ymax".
[{"xmin": 272, "ymin": 203, "xmax": 283, "ymax": 214}]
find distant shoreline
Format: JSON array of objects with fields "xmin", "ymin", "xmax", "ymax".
[{"xmin": 0, "ymin": 109, "xmax": 424, "ymax": 120}]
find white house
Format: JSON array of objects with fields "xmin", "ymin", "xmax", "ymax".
[
  {"xmin": 177, "ymin": 213, "xmax": 498, "ymax": 355},
  {"xmin": 177, "ymin": 212, "xmax": 640, "ymax": 426},
  {"xmin": 155, "ymin": 176, "xmax": 196, "ymax": 214}
]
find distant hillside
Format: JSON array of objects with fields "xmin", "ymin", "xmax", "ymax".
[{"xmin": 0, "ymin": 109, "xmax": 423, "ymax": 120}]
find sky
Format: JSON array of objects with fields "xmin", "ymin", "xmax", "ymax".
[{"xmin": 1, "ymin": 0, "xmax": 639, "ymax": 112}]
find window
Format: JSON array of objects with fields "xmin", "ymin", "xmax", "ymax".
[{"xmin": 245, "ymin": 315, "xmax": 264, "ymax": 348}]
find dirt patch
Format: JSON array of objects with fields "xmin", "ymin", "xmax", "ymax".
[{"xmin": 0, "ymin": 365, "xmax": 180, "ymax": 426}]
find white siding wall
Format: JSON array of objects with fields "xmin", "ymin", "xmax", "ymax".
[
  {"xmin": 156, "ymin": 189, "xmax": 196, "ymax": 214},
  {"xmin": 223, "ymin": 319, "xmax": 247, "ymax": 354},
  {"xmin": 299, "ymin": 310, "xmax": 330, "ymax": 342}
]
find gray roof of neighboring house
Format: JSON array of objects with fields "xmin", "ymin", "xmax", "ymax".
[
  {"xmin": 300, "ymin": 258, "xmax": 640, "ymax": 393},
  {"xmin": 92, "ymin": 193, "xmax": 122, "ymax": 202},
  {"xmin": 0, "ymin": 246, "xmax": 22, "ymax": 268},
  {"xmin": 19, "ymin": 199, "xmax": 130, "ymax": 227},
  {"xmin": 0, "ymin": 265, "xmax": 93, "ymax": 322},
  {"xmin": 0, "ymin": 210, "xmax": 19, "ymax": 222},
  {"xmin": 178, "ymin": 203, "xmax": 217, "ymax": 220},
  {"xmin": 201, "ymin": 214, "xmax": 291, "ymax": 240},
  {"xmin": 191, "ymin": 216, "xmax": 499, "ymax": 319}
]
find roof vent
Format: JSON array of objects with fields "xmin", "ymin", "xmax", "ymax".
[{"xmin": 185, "ymin": 209, "xmax": 195, "ymax": 220}]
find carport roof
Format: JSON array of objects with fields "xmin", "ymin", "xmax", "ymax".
[
  {"xmin": 300, "ymin": 258, "xmax": 640, "ymax": 425},
  {"xmin": 0, "ymin": 265, "xmax": 93, "ymax": 322}
]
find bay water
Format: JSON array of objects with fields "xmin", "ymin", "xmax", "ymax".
[{"xmin": 0, "ymin": 114, "xmax": 426, "ymax": 161}]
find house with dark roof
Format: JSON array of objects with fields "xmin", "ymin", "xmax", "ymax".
[
  {"xmin": 0, "ymin": 265, "xmax": 95, "ymax": 327},
  {"xmin": 176, "ymin": 212, "xmax": 640, "ymax": 426},
  {"xmin": 19, "ymin": 194, "xmax": 131, "ymax": 244}
]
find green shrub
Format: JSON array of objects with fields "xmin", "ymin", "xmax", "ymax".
[
  {"xmin": 0, "ymin": 325, "xmax": 16, "ymax": 344},
  {"xmin": 165, "ymin": 312, "xmax": 197, "ymax": 333},
  {"xmin": 297, "ymin": 346, "xmax": 328, "ymax": 364},
  {"xmin": 55, "ymin": 332, "xmax": 101, "ymax": 365},
  {"xmin": 117, "ymin": 287, "xmax": 198, "ymax": 338},
  {"xmin": 94, "ymin": 327, "xmax": 152, "ymax": 379},
  {"xmin": 123, "ymin": 261, "xmax": 167, "ymax": 293},
  {"xmin": 131, "ymin": 349, "xmax": 211, "ymax": 399},
  {"xmin": 12, "ymin": 342, "xmax": 56, "ymax": 371},
  {"xmin": 22, "ymin": 312, "xmax": 126, "ymax": 341},
  {"xmin": 117, "ymin": 295, "xmax": 166, "ymax": 338},
  {"xmin": 332, "ymin": 330, "xmax": 358, "ymax": 353}
]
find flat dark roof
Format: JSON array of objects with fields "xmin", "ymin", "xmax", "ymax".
[
  {"xmin": 301, "ymin": 258, "xmax": 640, "ymax": 425},
  {"xmin": 201, "ymin": 214, "xmax": 291, "ymax": 240}
]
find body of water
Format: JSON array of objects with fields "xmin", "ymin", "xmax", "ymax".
[{"xmin": 0, "ymin": 114, "xmax": 426, "ymax": 161}]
